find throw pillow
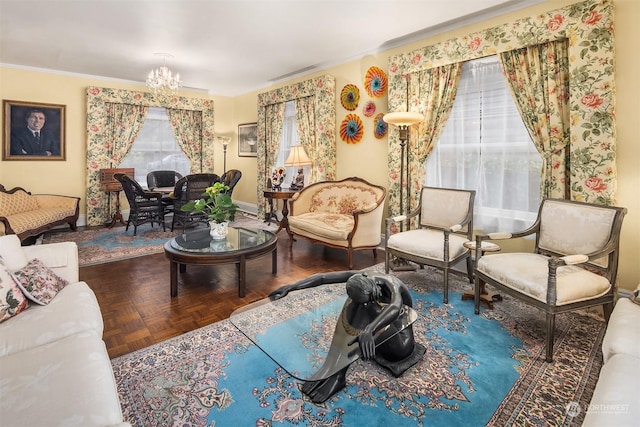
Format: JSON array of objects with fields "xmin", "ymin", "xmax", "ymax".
[
  {"xmin": 11, "ymin": 258, "xmax": 68, "ymax": 306},
  {"xmin": 630, "ymin": 283, "xmax": 640, "ymax": 306},
  {"xmin": 0, "ymin": 257, "xmax": 29, "ymax": 322}
]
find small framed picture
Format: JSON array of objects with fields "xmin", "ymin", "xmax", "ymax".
[
  {"xmin": 2, "ymin": 100, "xmax": 66, "ymax": 161},
  {"xmin": 238, "ymin": 122, "xmax": 258, "ymax": 157}
]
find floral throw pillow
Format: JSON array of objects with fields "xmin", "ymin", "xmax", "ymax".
[
  {"xmin": 630, "ymin": 284, "xmax": 640, "ymax": 306},
  {"xmin": 11, "ymin": 258, "xmax": 68, "ymax": 306},
  {"xmin": 0, "ymin": 257, "xmax": 28, "ymax": 322}
]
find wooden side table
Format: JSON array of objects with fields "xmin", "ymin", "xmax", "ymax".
[
  {"xmin": 263, "ymin": 189, "xmax": 297, "ymax": 235},
  {"xmin": 461, "ymin": 240, "xmax": 503, "ymax": 309}
]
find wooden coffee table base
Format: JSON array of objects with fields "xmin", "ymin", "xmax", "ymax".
[{"xmin": 164, "ymin": 231, "xmax": 278, "ymax": 298}]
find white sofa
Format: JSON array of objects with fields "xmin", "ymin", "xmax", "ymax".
[
  {"xmin": 582, "ymin": 296, "xmax": 640, "ymax": 426},
  {"xmin": 0, "ymin": 234, "xmax": 129, "ymax": 427}
]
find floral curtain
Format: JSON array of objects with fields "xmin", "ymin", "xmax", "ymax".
[
  {"xmin": 105, "ymin": 103, "xmax": 148, "ymax": 166},
  {"xmin": 387, "ymin": 0, "xmax": 616, "ymax": 204},
  {"xmin": 499, "ymin": 39, "xmax": 570, "ymax": 200},
  {"xmin": 294, "ymin": 96, "xmax": 316, "ymax": 182},
  {"xmin": 85, "ymin": 87, "xmax": 215, "ymax": 226},
  {"xmin": 256, "ymin": 75, "xmax": 336, "ymax": 220},
  {"xmin": 256, "ymin": 102, "xmax": 285, "ymax": 218},
  {"xmin": 167, "ymin": 108, "xmax": 205, "ymax": 173},
  {"xmin": 408, "ymin": 64, "xmax": 462, "ymax": 214}
]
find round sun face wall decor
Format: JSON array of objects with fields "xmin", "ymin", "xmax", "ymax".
[
  {"xmin": 340, "ymin": 114, "xmax": 364, "ymax": 144},
  {"xmin": 364, "ymin": 66, "xmax": 388, "ymax": 97},
  {"xmin": 340, "ymin": 84, "xmax": 360, "ymax": 111}
]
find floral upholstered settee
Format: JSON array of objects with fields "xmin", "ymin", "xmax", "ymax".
[
  {"xmin": 0, "ymin": 184, "xmax": 79, "ymax": 242},
  {"xmin": 287, "ymin": 177, "xmax": 387, "ymax": 268}
]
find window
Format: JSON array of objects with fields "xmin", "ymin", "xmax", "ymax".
[
  {"xmin": 425, "ymin": 56, "xmax": 541, "ymax": 233},
  {"xmin": 120, "ymin": 107, "xmax": 190, "ymax": 187},
  {"xmin": 273, "ymin": 101, "xmax": 300, "ymax": 182}
]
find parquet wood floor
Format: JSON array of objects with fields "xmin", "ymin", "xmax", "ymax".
[{"xmin": 79, "ymin": 235, "xmax": 384, "ymax": 359}]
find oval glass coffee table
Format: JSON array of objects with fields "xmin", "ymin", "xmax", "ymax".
[{"xmin": 164, "ymin": 226, "xmax": 277, "ymax": 298}]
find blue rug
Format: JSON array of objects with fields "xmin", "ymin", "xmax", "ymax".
[
  {"xmin": 112, "ymin": 266, "xmax": 604, "ymax": 426},
  {"xmin": 42, "ymin": 214, "xmax": 275, "ymax": 266}
]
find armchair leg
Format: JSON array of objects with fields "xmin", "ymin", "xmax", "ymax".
[
  {"xmin": 545, "ymin": 312, "xmax": 555, "ymax": 362},
  {"xmin": 466, "ymin": 257, "xmax": 473, "ymax": 283},
  {"xmin": 603, "ymin": 302, "xmax": 614, "ymax": 323},
  {"xmin": 474, "ymin": 278, "xmax": 482, "ymax": 315},
  {"xmin": 384, "ymin": 252, "xmax": 390, "ymax": 273},
  {"xmin": 443, "ymin": 268, "xmax": 449, "ymax": 304}
]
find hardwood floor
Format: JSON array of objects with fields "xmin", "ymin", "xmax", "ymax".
[{"xmin": 80, "ymin": 236, "xmax": 385, "ymax": 359}]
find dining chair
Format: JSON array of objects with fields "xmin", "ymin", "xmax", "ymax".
[{"xmin": 114, "ymin": 173, "xmax": 166, "ymax": 236}]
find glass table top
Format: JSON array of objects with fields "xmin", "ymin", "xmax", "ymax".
[
  {"xmin": 230, "ymin": 282, "xmax": 417, "ymax": 381},
  {"xmin": 170, "ymin": 226, "xmax": 275, "ymax": 254}
]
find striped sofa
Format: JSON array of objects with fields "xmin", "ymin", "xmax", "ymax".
[{"xmin": 0, "ymin": 185, "xmax": 79, "ymax": 242}]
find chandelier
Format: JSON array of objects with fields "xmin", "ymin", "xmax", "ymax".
[{"xmin": 146, "ymin": 53, "xmax": 182, "ymax": 95}]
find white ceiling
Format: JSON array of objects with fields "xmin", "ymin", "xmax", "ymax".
[{"xmin": 0, "ymin": 0, "xmax": 542, "ymax": 96}]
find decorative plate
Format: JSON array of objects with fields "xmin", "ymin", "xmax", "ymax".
[
  {"xmin": 373, "ymin": 113, "xmax": 388, "ymax": 139},
  {"xmin": 364, "ymin": 66, "xmax": 388, "ymax": 97},
  {"xmin": 340, "ymin": 114, "xmax": 364, "ymax": 144},
  {"xmin": 363, "ymin": 101, "xmax": 376, "ymax": 117},
  {"xmin": 340, "ymin": 84, "xmax": 360, "ymax": 111}
]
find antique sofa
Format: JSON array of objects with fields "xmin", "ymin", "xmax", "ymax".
[
  {"xmin": 0, "ymin": 184, "xmax": 80, "ymax": 242},
  {"xmin": 0, "ymin": 234, "xmax": 130, "ymax": 427},
  {"xmin": 287, "ymin": 177, "xmax": 387, "ymax": 268},
  {"xmin": 582, "ymin": 292, "xmax": 640, "ymax": 426}
]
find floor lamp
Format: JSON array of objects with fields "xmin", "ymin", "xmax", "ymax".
[
  {"xmin": 217, "ymin": 136, "xmax": 231, "ymax": 174},
  {"xmin": 383, "ymin": 111, "xmax": 424, "ymax": 270}
]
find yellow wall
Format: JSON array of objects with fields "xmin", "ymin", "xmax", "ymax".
[{"xmin": 1, "ymin": 0, "xmax": 638, "ymax": 290}]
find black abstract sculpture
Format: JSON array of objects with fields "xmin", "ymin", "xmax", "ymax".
[{"xmin": 269, "ymin": 271, "xmax": 426, "ymax": 403}]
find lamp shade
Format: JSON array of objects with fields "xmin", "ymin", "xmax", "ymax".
[
  {"xmin": 217, "ymin": 136, "xmax": 231, "ymax": 146},
  {"xmin": 383, "ymin": 111, "xmax": 424, "ymax": 126},
  {"xmin": 284, "ymin": 145, "xmax": 312, "ymax": 166}
]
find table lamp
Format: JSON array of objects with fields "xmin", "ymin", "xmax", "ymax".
[{"xmin": 284, "ymin": 145, "xmax": 312, "ymax": 190}]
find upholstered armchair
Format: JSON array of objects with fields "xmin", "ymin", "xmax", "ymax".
[
  {"xmin": 474, "ymin": 198, "xmax": 627, "ymax": 362},
  {"xmin": 146, "ymin": 170, "xmax": 182, "ymax": 191},
  {"xmin": 114, "ymin": 173, "xmax": 166, "ymax": 236},
  {"xmin": 287, "ymin": 177, "xmax": 387, "ymax": 269},
  {"xmin": 171, "ymin": 173, "xmax": 220, "ymax": 231},
  {"xmin": 384, "ymin": 187, "xmax": 475, "ymax": 304}
]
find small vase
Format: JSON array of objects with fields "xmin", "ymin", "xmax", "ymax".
[{"xmin": 209, "ymin": 221, "xmax": 229, "ymax": 240}]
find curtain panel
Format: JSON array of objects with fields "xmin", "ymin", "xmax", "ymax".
[
  {"xmin": 256, "ymin": 75, "xmax": 336, "ymax": 220},
  {"xmin": 387, "ymin": 0, "xmax": 616, "ymax": 205},
  {"xmin": 166, "ymin": 108, "xmax": 205, "ymax": 173},
  {"xmin": 85, "ymin": 87, "xmax": 215, "ymax": 226},
  {"xmin": 499, "ymin": 39, "xmax": 570, "ymax": 200}
]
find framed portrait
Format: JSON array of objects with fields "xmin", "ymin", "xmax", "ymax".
[
  {"xmin": 238, "ymin": 122, "xmax": 258, "ymax": 157},
  {"xmin": 2, "ymin": 100, "xmax": 66, "ymax": 161}
]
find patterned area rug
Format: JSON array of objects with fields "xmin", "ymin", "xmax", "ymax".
[
  {"xmin": 112, "ymin": 265, "xmax": 604, "ymax": 426},
  {"xmin": 42, "ymin": 214, "xmax": 276, "ymax": 266}
]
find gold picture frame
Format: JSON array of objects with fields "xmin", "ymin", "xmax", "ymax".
[{"xmin": 2, "ymin": 99, "xmax": 66, "ymax": 161}]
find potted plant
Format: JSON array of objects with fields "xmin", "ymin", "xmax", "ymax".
[{"xmin": 180, "ymin": 182, "xmax": 239, "ymax": 239}]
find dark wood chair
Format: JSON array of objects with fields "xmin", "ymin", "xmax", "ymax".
[
  {"xmin": 220, "ymin": 169, "xmax": 242, "ymax": 196},
  {"xmin": 146, "ymin": 170, "xmax": 182, "ymax": 191},
  {"xmin": 114, "ymin": 173, "xmax": 166, "ymax": 236},
  {"xmin": 171, "ymin": 173, "xmax": 221, "ymax": 231}
]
